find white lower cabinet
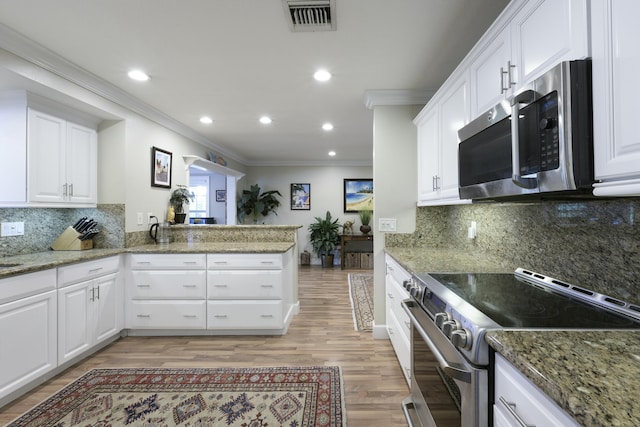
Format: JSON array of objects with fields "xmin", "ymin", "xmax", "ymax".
[
  {"xmin": 127, "ymin": 254, "xmax": 207, "ymax": 330},
  {"xmin": 207, "ymin": 300, "xmax": 283, "ymax": 329},
  {"xmin": 385, "ymin": 254, "xmax": 412, "ymax": 385},
  {"xmin": 494, "ymin": 353, "xmax": 580, "ymax": 427},
  {"xmin": 57, "ymin": 257, "xmax": 121, "ymax": 364},
  {"xmin": 0, "ymin": 270, "xmax": 57, "ymax": 402}
]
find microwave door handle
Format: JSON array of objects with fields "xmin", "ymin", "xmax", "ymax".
[{"xmin": 510, "ymin": 90, "xmax": 538, "ymax": 189}]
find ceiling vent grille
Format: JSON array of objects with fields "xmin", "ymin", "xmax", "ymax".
[{"xmin": 282, "ymin": 0, "xmax": 336, "ymax": 32}]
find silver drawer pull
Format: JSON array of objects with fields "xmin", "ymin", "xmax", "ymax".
[
  {"xmin": 214, "ymin": 315, "xmax": 228, "ymax": 318},
  {"xmin": 136, "ymin": 261, "xmax": 152, "ymax": 265},
  {"xmin": 137, "ymin": 284, "xmax": 151, "ymax": 288},
  {"xmin": 260, "ymin": 314, "xmax": 274, "ymax": 318},
  {"xmin": 213, "ymin": 261, "xmax": 228, "ymax": 264},
  {"xmin": 260, "ymin": 261, "xmax": 274, "ymax": 264},
  {"xmin": 88, "ymin": 267, "xmax": 103, "ymax": 273},
  {"xmin": 214, "ymin": 284, "xmax": 228, "ymax": 288},
  {"xmin": 137, "ymin": 314, "xmax": 151, "ymax": 318},
  {"xmin": 387, "ymin": 292, "xmax": 394, "ymax": 299},
  {"xmin": 183, "ymin": 315, "xmax": 197, "ymax": 319},
  {"xmin": 183, "ymin": 261, "xmax": 199, "ymax": 265},
  {"xmin": 499, "ymin": 397, "xmax": 536, "ymax": 427},
  {"xmin": 260, "ymin": 285, "xmax": 274, "ymax": 288},
  {"xmin": 183, "ymin": 284, "xmax": 197, "ymax": 288}
]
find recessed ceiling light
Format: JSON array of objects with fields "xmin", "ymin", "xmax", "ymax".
[
  {"xmin": 200, "ymin": 116, "xmax": 213, "ymax": 124},
  {"xmin": 259, "ymin": 116, "xmax": 272, "ymax": 124},
  {"xmin": 328, "ymin": 151, "xmax": 336, "ymax": 156},
  {"xmin": 322, "ymin": 123, "xmax": 334, "ymax": 131},
  {"xmin": 128, "ymin": 69, "xmax": 150, "ymax": 81},
  {"xmin": 314, "ymin": 69, "xmax": 332, "ymax": 82}
]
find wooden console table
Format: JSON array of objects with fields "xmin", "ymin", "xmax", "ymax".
[{"xmin": 340, "ymin": 234, "xmax": 373, "ymax": 269}]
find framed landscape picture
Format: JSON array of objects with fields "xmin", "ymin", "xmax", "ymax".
[
  {"xmin": 344, "ymin": 178, "xmax": 373, "ymax": 212},
  {"xmin": 151, "ymin": 146, "xmax": 172, "ymax": 188},
  {"xmin": 290, "ymin": 183, "xmax": 311, "ymax": 210}
]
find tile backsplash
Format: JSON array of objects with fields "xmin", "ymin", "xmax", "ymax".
[{"xmin": 386, "ymin": 198, "xmax": 640, "ymax": 306}]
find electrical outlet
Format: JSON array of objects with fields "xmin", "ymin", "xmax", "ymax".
[
  {"xmin": 1, "ymin": 222, "xmax": 25, "ymax": 237},
  {"xmin": 147, "ymin": 213, "xmax": 155, "ymax": 224},
  {"xmin": 467, "ymin": 221, "xmax": 477, "ymax": 239},
  {"xmin": 137, "ymin": 212, "xmax": 144, "ymax": 225},
  {"xmin": 378, "ymin": 218, "xmax": 397, "ymax": 232}
]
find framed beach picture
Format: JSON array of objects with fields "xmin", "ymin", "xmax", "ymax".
[
  {"xmin": 290, "ymin": 183, "xmax": 311, "ymax": 210},
  {"xmin": 151, "ymin": 146, "xmax": 172, "ymax": 188},
  {"xmin": 216, "ymin": 190, "xmax": 226, "ymax": 202},
  {"xmin": 344, "ymin": 178, "xmax": 373, "ymax": 212}
]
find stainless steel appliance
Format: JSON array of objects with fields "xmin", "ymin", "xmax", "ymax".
[
  {"xmin": 400, "ymin": 268, "xmax": 640, "ymax": 427},
  {"xmin": 457, "ymin": 60, "xmax": 593, "ymax": 200}
]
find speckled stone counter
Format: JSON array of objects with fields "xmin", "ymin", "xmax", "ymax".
[
  {"xmin": 0, "ymin": 241, "xmax": 295, "ymax": 280},
  {"xmin": 384, "ymin": 246, "xmax": 513, "ymax": 274},
  {"xmin": 487, "ymin": 330, "xmax": 640, "ymax": 427}
]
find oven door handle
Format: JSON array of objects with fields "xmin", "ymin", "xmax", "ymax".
[
  {"xmin": 402, "ymin": 300, "xmax": 472, "ymax": 384},
  {"xmin": 510, "ymin": 89, "xmax": 538, "ymax": 189}
]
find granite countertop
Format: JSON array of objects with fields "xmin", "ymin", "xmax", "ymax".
[
  {"xmin": 384, "ymin": 246, "xmax": 513, "ymax": 274},
  {"xmin": 0, "ymin": 241, "xmax": 295, "ymax": 280},
  {"xmin": 487, "ymin": 330, "xmax": 640, "ymax": 427}
]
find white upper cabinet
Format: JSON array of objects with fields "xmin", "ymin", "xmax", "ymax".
[
  {"xmin": 416, "ymin": 72, "xmax": 470, "ymax": 206},
  {"xmin": 591, "ymin": 0, "xmax": 640, "ymax": 196},
  {"xmin": 0, "ymin": 91, "xmax": 98, "ymax": 208},
  {"xmin": 469, "ymin": 0, "xmax": 589, "ymax": 118}
]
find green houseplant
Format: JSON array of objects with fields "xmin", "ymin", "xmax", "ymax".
[
  {"xmin": 308, "ymin": 210, "xmax": 341, "ymax": 267},
  {"xmin": 237, "ymin": 184, "xmax": 282, "ymax": 224},
  {"xmin": 169, "ymin": 185, "xmax": 195, "ymax": 223},
  {"xmin": 359, "ymin": 209, "xmax": 372, "ymax": 234}
]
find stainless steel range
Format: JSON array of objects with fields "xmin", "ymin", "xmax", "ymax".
[{"xmin": 400, "ymin": 267, "xmax": 640, "ymax": 427}]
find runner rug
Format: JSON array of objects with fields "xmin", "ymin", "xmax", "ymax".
[
  {"xmin": 7, "ymin": 366, "xmax": 346, "ymax": 427},
  {"xmin": 348, "ymin": 273, "xmax": 374, "ymax": 332}
]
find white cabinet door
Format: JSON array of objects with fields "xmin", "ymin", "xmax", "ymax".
[
  {"xmin": 27, "ymin": 109, "xmax": 66, "ymax": 204},
  {"xmin": 58, "ymin": 280, "xmax": 92, "ymax": 362},
  {"xmin": 469, "ymin": 25, "xmax": 512, "ymax": 117},
  {"xmin": 592, "ymin": 0, "xmax": 640, "ymax": 195},
  {"xmin": 0, "ymin": 290, "xmax": 57, "ymax": 400},
  {"xmin": 66, "ymin": 122, "xmax": 97, "ymax": 204},
  {"xmin": 511, "ymin": 0, "xmax": 589, "ymax": 86},
  {"xmin": 94, "ymin": 273, "xmax": 120, "ymax": 344},
  {"xmin": 416, "ymin": 106, "xmax": 439, "ymax": 203}
]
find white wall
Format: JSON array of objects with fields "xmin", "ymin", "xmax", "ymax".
[{"xmin": 243, "ymin": 165, "xmax": 373, "ymax": 264}]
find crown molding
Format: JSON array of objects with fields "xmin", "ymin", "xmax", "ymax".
[
  {"xmin": 0, "ymin": 23, "xmax": 248, "ymax": 165},
  {"xmin": 363, "ymin": 89, "xmax": 435, "ymax": 109}
]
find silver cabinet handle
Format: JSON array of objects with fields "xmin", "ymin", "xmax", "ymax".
[
  {"xmin": 63, "ymin": 183, "xmax": 68, "ymax": 197},
  {"xmin": 510, "ymin": 90, "xmax": 538, "ymax": 189},
  {"xmin": 137, "ymin": 314, "xmax": 151, "ymax": 318},
  {"xmin": 499, "ymin": 397, "xmax": 536, "ymax": 427},
  {"xmin": 213, "ymin": 315, "xmax": 228, "ymax": 318},
  {"xmin": 137, "ymin": 284, "xmax": 151, "ymax": 288},
  {"xmin": 500, "ymin": 61, "xmax": 517, "ymax": 94},
  {"xmin": 183, "ymin": 315, "xmax": 197, "ymax": 319},
  {"xmin": 261, "ymin": 261, "xmax": 274, "ymax": 265},
  {"xmin": 213, "ymin": 284, "xmax": 228, "ymax": 288},
  {"xmin": 88, "ymin": 267, "xmax": 103, "ymax": 273},
  {"xmin": 260, "ymin": 314, "xmax": 274, "ymax": 318},
  {"xmin": 387, "ymin": 293, "xmax": 394, "ymax": 299},
  {"xmin": 183, "ymin": 284, "xmax": 197, "ymax": 288},
  {"xmin": 69, "ymin": 183, "xmax": 74, "ymax": 197},
  {"xmin": 260, "ymin": 284, "xmax": 274, "ymax": 288},
  {"xmin": 183, "ymin": 261, "xmax": 199, "ymax": 265},
  {"xmin": 95, "ymin": 285, "xmax": 100, "ymax": 300}
]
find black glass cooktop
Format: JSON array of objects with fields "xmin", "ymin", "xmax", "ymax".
[{"xmin": 427, "ymin": 273, "xmax": 640, "ymax": 329}]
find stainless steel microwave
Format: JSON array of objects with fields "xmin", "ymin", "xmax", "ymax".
[{"xmin": 457, "ymin": 60, "xmax": 593, "ymax": 201}]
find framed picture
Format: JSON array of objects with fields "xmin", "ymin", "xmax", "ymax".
[
  {"xmin": 344, "ymin": 178, "xmax": 373, "ymax": 212},
  {"xmin": 216, "ymin": 190, "xmax": 226, "ymax": 202},
  {"xmin": 151, "ymin": 147, "xmax": 172, "ymax": 188},
  {"xmin": 290, "ymin": 183, "xmax": 311, "ymax": 210}
]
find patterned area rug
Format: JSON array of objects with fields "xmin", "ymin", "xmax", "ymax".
[
  {"xmin": 7, "ymin": 366, "xmax": 345, "ymax": 427},
  {"xmin": 348, "ymin": 273, "xmax": 374, "ymax": 332}
]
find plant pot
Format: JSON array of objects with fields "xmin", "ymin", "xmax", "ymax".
[
  {"xmin": 320, "ymin": 254, "xmax": 335, "ymax": 268},
  {"xmin": 174, "ymin": 213, "xmax": 187, "ymax": 224},
  {"xmin": 360, "ymin": 225, "xmax": 371, "ymax": 234}
]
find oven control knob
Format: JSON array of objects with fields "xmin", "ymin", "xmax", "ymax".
[
  {"xmin": 540, "ymin": 117, "xmax": 555, "ymax": 130},
  {"xmin": 451, "ymin": 329, "xmax": 473, "ymax": 350},
  {"xmin": 434, "ymin": 312, "xmax": 452, "ymax": 329},
  {"xmin": 409, "ymin": 286, "xmax": 423, "ymax": 300},
  {"xmin": 402, "ymin": 280, "xmax": 412, "ymax": 291},
  {"xmin": 442, "ymin": 320, "xmax": 460, "ymax": 338}
]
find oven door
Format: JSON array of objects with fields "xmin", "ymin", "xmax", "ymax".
[{"xmin": 402, "ymin": 300, "xmax": 488, "ymax": 427}]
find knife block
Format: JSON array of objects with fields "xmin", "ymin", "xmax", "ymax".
[{"xmin": 51, "ymin": 227, "xmax": 93, "ymax": 251}]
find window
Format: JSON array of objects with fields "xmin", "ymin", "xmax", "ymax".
[{"xmin": 189, "ymin": 176, "xmax": 210, "ymax": 218}]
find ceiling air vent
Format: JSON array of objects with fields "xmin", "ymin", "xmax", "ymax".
[{"xmin": 282, "ymin": 0, "xmax": 336, "ymax": 32}]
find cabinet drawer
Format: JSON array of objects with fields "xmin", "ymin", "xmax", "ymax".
[
  {"xmin": 495, "ymin": 354, "xmax": 580, "ymax": 427},
  {"xmin": 57, "ymin": 256, "xmax": 120, "ymax": 287},
  {"xmin": 207, "ymin": 254, "xmax": 282, "ymax": 270},
  {"xmin": 207, "ymin": 271, "xmax": 282, "ymax": 299},
  {"xmin": 344, "ymin": 253, "xmax": 361, "ymax": 269},
  {"xmin": 385, "ymin": 255, "xmax": 411, "ymax": 286},
  {"xmin": 360, "ymin": 253, "xmax": 374, "ymax": 269},
  {"xmin": 128, "ymin": 300, "xmax": 206, "ymax": 329},
  {"xmin": 130, "ymin": 254, "xmax": 206, "ymax": 270},
  {"xmin": 130, "ymin": 271, "xmax": 206, "ymax": 299},
  {"xmin": 0, "ymin": 269, "xmax": 56, "ymax": 305},
  {"xmin": 387, "ymin": 308, "xmax": 411, "ymax": 384},
  {"xmin": 207, "ymin": 301, "xmax": 283, "ymax": 329}
]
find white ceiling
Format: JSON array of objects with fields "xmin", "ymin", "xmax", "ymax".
[{"xmin": 0, "ymin": 0, "xmax": 509, "ymax": 166}]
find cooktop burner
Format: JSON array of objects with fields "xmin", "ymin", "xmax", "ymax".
[{"xmin": 423, "ymin": 272, "xmax": 640, "ymax": 329}]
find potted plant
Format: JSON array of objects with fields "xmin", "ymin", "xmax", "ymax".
[
  {"xmin": 359, "ymin": 209, "xmax": 372, "ymax": 234},
  {"xmin": 237, "ymin": 184, "xmax": 282, "ymax": 224},
  {"xmin": 308, "ymin": 210, "xmax": 341, "ymax": 267},
  {"xmin": 169, "ymin": 185, "xmax": 195, "ymax": 224}
]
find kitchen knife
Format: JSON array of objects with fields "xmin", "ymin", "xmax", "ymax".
[{"xmin": 72, "ymin": 217, "xmax": 86, "ymax": 230}]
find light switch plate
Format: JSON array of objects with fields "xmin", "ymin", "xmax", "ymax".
[
  {"xmin": 378, "ymin": 218, "xmax": 397, "ymax": 232},
  {"xmin": 1, "ymin": 222, "xmax": 25, "ymax": 237}
]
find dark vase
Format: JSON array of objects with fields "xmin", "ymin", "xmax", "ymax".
[
  {"xmin": 360, "ymin": 225, "xmax": 371, "ymax": 234},
  {"xmin": 320, "ymin": 254, "xmax": 335, "ymax": 268},
  {"xmin": 174, "ymin": 213, "xmax": 187, "ymax": 224}
]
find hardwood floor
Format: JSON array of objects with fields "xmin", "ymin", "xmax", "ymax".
[{"xmin": 0, "ymin": 266, "xmax": 410, "ymax": 426}]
